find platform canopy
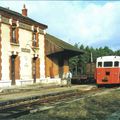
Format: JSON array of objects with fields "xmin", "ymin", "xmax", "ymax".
[{"xmin": 45, "ymin": 34, "xmax": 84, "ymax": 58}]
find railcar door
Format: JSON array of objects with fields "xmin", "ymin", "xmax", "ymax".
[{"xmin": 111, "ymin": 61, "xmax": 120, "ymax": 84}]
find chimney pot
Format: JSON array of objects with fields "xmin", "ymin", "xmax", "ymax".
[{"xmin": 22, "ymin": 4, "xmax": 27, "ymax": 17}]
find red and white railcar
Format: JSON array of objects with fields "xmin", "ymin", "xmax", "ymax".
[{"xmin": 96, "ymin": 56, "xmax": 120, "ymax": 86}]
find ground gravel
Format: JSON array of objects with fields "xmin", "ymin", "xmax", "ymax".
[{"xmin": 16, "ymin": 88, "xmax": 120, "ymax": 120}]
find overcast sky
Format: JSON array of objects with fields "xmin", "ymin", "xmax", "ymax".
[{"xmin": 0, "ymin": 1, "xmax": 120, "ymax": 50}]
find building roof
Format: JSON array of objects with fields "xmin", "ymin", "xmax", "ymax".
[
  {"xmin": 46, "ymin": 34, "xmax": 84, "ymax": 57},
  {"xmin": 0, "ymin": 6, "xmax": 48, "ymax": 29}
]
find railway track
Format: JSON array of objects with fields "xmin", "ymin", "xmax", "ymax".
[
  {"xmin": 0, "ymin": 85, "xmax": 119, "ymax": 120},
  {"xmin": 0, "ymin": 87, "xmax": 117, "ymax": 120}
]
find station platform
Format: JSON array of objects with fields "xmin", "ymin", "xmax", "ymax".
[{"xmin": 0, "ymin": 83, "xmax": 96, "ymax": 102}]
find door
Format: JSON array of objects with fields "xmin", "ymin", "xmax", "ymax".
[
  {"xmin": 11, "ymin": 55, "xmax": 16, "ymax": 85},
  {"xmin": 32, "ymin": 57, "xmax": 37, "ymax": 83},
  {"xmin": 50, "ymin": 67, "xmax": 54, "ymax": 78},
  {"xmin": 58, "ymin": 56, "xmax": 64, "ymax": 78}
]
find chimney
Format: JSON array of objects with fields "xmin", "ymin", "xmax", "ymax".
[{"xmin": 22, "ymin": 4, "xmax": 27, "ymax": 17}]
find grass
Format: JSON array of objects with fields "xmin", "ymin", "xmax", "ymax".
[{"xmin": 16, "ymin": 89, "xmax": 120, "ymax": 120}]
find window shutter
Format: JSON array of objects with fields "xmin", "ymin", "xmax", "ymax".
[
  {"xmin": 16, "ymin": 27, "xmax": 19, "ymax": 44},
  {"xmin": 0, "ymin": 24, "xmax": 1, "ymax": 80},
  {"xmin": 36, "ymin": 32, "xmax": 39, "ymax": 47},
  {"xmin": 15, "ymin": 56, "xmax": 20, "ymax": 79},
  {"xmin": 10, "ymin": 25, "xmax": 12, "ymax": 43},
  {"xmin": 32, "ymin": 32, "xmax": 34, "ymax": 46},
  {"xmin": 36, "ymin": 58, "xmax": 40, "ymax": 78}
]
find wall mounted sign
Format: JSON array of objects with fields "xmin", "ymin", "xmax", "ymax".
[{"xmin": 21, "ymin": 48, "xmax": 30, "ymax": 53}]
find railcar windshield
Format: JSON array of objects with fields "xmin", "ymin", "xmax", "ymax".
[
  {"xmin": 104, "ymin": 61, "xmax": 113, "ymax": 67},
  {"xmin": 114, "ymin": 61, "xmax": 119, "ymax": 67},
  {"xmin": 98, "ymin": 62, "xmax": 102, "ymax": 67}
]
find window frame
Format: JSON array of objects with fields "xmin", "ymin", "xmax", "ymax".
[
  {"xmin": 12, "ymin": 27, "xmax": 16, "ymax": 43},
  {"xmin": 104, "ymin": 61, "xmax": 113, "ymax": 67},
  {"xmin": 114, "ymin": 61, "xmax": 119, "ymax": 67},
  {"xmin": 33, "ymin": 32, "xmax": 37, "ymax": 47},
  {"xmin": 97, "ymin": 62, "xmax": 102, "ymax": 67},
  {"xmin": 11, "ymin": 26, "xmax": 17, "ymax": 43}
]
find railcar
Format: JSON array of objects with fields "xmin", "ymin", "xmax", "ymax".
[
  {"xmin": 96, "ymin": 56, "xmax": 120, "ymax": 86},
  {"xmin": 72, "ymin": 63, "xmax": 96, "ymax": 84}
]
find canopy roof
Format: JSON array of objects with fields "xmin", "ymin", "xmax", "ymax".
[{"xmin": 46, "ymin": 34, "xmax": 84, "ymax": 58}]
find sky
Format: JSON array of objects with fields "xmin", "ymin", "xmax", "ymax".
[{"xmin": 0, "ymin": 1, "xmax": 120, "ymax": 50}]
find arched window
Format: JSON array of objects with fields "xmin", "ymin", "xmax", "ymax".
[
  {"xmin": 32, "ymin": 28, "xmax": 39, "ymax": 47},
  {"xmin": 10, "ymin": 21, "xmax": 19, "ymax": 44},
  {"xmin": 12, "ymin": 26, "xmax": 16, "ymax": 43}
]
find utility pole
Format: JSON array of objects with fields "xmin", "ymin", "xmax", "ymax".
[{"xmin": 90, "ymin": 52, "xmax": 93, "ymax": 79}]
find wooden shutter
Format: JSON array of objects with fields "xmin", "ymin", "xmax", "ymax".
[
  {"xmin": 10, "ymin": 25, "xmax": 12, "ymax": 43},
  {"xmin": 36, "ymin": 58, "xmax": 40, "ymax": 78},
  {"xmin": 50, "ymin": 67, "xmax": 54, "ymax": 78},
  {"xmin": 0, "ymin": 24, "xmax": 1, "ymax": 80},
  {"xmin": 15, "ymin": 56, "xmax": 20, "ymax": 79},
  {"xmin": 32, "ymin": 32, "xmax": 34, "ymax": 46},
  {"xmin": 9, "ymin": 57, "xmax": 12, "ymax": 80},
  {"xmin": 36, "ymin": 32, "xmax": 39, "ymax": 47},
  {"xmin": 16, "ymin": 27, "xmax": 19, "ymax": 44}
]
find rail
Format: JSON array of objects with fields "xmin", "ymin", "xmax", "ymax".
[{"xmin": 0, "ymin": 87, "xmax": 105, "ymax": 119}]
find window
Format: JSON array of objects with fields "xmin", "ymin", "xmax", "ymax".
[
  {"xmin": 104, "ymin": 61, "xmax": 113, "ymax": 67},
  {"xmin": 114, "ymin": 61, "xmax": 119, "ymax": 67},
  {"xmin": 98, "ymin": 62, "xmax": 102, "ymax": 67},
  {"xmin": 32, "ymin": 29, "xmax": 39, "ymax": 47},
  {"xmin": 33, "ymin": 32, "xmax": 37, "ymax": 47},
  {"xmin": 12, "ymin": 26, "xmax": 16, "ymax": 43},
  {"xmin": 10, "ymin": 24, "xmax": 19, "ymax": 44}
]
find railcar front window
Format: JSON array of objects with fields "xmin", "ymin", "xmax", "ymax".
[
  {"xmin": 114, "ymin": 61, "xmax": 119, "ymax": 67},
  {"xmin": 104, "ymin": 62, "xmax": 113, "ymax": 67},
  {"xmin": 98, "ymin": 62, "xmax": 102, "ymax": 67}
]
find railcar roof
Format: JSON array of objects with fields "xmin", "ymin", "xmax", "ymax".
[{"xmin": 97, "ymin": 56, "xmax": 120, "ymax": 61}]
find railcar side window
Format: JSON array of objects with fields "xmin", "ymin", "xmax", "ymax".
[
  {"xmin": 104, "ymin": 62, "xmax": 113, "ymax": 67},
  {"xmin": 98, "ymin": 62, "xmax": 102, "ymax": 67},
  {"xmin": 114, "ymin": 61, "xmax": 119, "ymax": 67}
]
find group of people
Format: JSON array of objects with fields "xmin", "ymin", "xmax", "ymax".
[{"xmin": 62, "ymin": 70, "xmax": 72, "ymax": 87}]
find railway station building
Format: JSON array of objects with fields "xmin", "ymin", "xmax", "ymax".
[{"xmin": 0, "ymin": 5, "xmax": 83, "ymax": 87}]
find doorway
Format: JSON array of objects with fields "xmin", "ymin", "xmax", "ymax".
[
  {"xmin": 32, "ymin": 57, "xmax": 37, "ymax": 83},
  {"xmin": 58, "ymin": 56, "xmax": 64, "ymax": 78},
  {"xmin": 10, "ymin": 55, "xmax": 17, "ymax": 85}
]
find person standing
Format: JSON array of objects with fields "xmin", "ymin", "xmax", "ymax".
[{"xmin": 66, "ymin": 70, "xmax": 72, "ymax": 87}]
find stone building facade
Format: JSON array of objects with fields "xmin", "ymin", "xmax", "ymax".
[
  {"xmin": 0, "ymin": 5, "xmax": 48, "ymax": 87},
  {"xmin": 0, "ymin": 5, "xmax": 83, "ymax": 87}
]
